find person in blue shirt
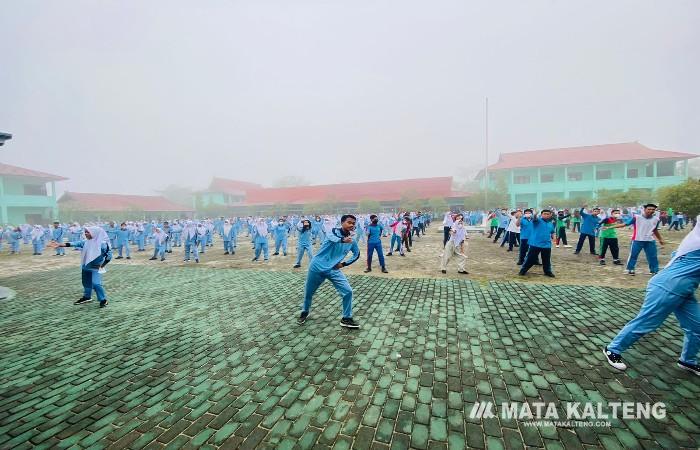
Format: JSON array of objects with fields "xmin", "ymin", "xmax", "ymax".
[
  {"xmin": 604, "ymin": 216, "xmax": 700, "ymax": 376},
  {"xmin": 114, "ymin": 222, "xmax": 131, "ymax": 259},
  {"xmin": 48, "ymin": 226, "xmax": 113, "ymax": 308},
  {"xmin": 298, "ymin": 214, "xmax": 361, "ymax": 329},
  {"xmin": 293, "ymin": 219, "xmax": 314, "ymax": 269},
  {"xmin": 272, "ymin": 219, "xmax": 289, "ymax": 256},
  {"xmin": 364, "ymin": 214, "xmax": 388, "ymax": 274},
  {"xmin": 516, "ymin": 209, "xmax": 536, "ymax": 266},
  {"xmin": 252, "ymin": 218, "xmax": 270, "ymax": 262},
  {"xmin": 518, "ymin": 209, "xmax": 555, "ymax": 277},
  {"xmin": 51, "ymin": 221, "xmax": 65, "ymax": 256},
  {"xmin": 574, "ymin": 205, "xmax": 602, "ymax": 255},
  {"xmin": 8, "ymin": 227, "xmax": 21, "ymax": 254},
  {"xmin": 105, "ymin": 221, "xmax": 119, "ymax": 249},
  {"xmin": 492, "ymin": 208, "xmax": 510, "ymax": 243},
  {"xmin": 221, "ymin": 219, "xmax": 236, "ymax": 255}
]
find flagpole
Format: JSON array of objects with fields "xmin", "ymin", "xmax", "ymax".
[{"xmin": 484, "ymin": 97, "xmax": 489, "ymax": 210}]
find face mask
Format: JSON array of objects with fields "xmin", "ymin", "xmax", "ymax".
[
  {"xmin": 524, "ymin": 213, "xmax": 532, "ymax": 218},
  {"xmin": 501, "ymin": 210, "xmax": 507, "ymax": 214}
]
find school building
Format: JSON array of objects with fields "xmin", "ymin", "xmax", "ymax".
[
  {"xmin": 57, "ymin": 192, "xmax": 194, "ymax": 221},
  {"xmin": 197, "ymin": 176, "xmax": 469, "ymax": 215},
  {"xmin": 477, "ymin": 142, "xmax": 697, "ymax": 208},
  {"xmin": 0, "ymin": 163, "xmax": 67, "ymax": 224}
]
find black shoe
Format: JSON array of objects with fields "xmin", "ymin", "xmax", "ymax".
[
  {"xmin": 224, "ymin": 252, "xmax": 229, "ymax": 255},
  {"xmin": 252, "ymin": 258, "xmax": 258, "ymax": 262},
  {"xmin": 387, "ymin": 252, "xmax": 393, "ymax": 256},
  {"xmin": 603, "ymin": 347, "xmax": 627, "ymax": 370},
  {"xmin": 298, "ymin": 312, "xmax": 308, "ymax": 325},
  {"xmin": 573, "ymin": 252, "xmax": 580, "ymax": 255},
  {"xmin": 273, "ymin": 252, "xmax": 279, "ymax": 256},
  {"xmin": 74, "ymin": 297, "xmax": 92, "ymax": 305},
  {"xmin": 599, "ymin": 259, "xmax": 606, "ymax": 265},
  {"xmin": 231, "ymin": 251, "xmax": 235, "ymax": 255},
  {"xmin": 441, "ymin": 270, "xmax": 446, "ymax": 274},
  {"xmin": 516, "ymin": 261, "xmax": 523, "ymax": 265},
  {"xmin": 161, "ymin": 258, "xmax": 165, "ymax": 261},
  {"xmin": 149, "ymin": 257, "xmax": 157, "ymax": 260},
  {"xmin": 340, "ymin": 317, "xmax": 360, "ymax": 329},
  {"xmin": 381, "ymin": 268, "xmax": 388, "ymax": 273},
  {"xmin": 99, "ymin": 300, "xmax": 108, "ymax": 308},
  {"xmin": 283, "ymin": 253, "xmax": 287, "ymax": 256},
  {"xmin": 115, "ymin": 256, "xmax": 123, "ymax": 259},
  {"xmin": 518, "ymin": 272, "xmax": 526, "ymax": 276},
  {"xmin": 126, "ymin": 257, "xmax": 131, "ymax": 260},
  {"xmin": 458, "ymin": 271, "xmax": 469, "ymax": 275},
  {"xmin": 677, "ymin": 360, "xmax": 700, "ymax": 376},
  {"xmin": 544, "ymin": 272, "xmax": 555, "ymax": 278},
  {"xmin": 407, "ymin": 249, "xmax": 411, "ymax": 252},
  {"xmin": 400, "ymin": 253, "xmax": 405, "ymax": 257},
  {"xmin": 195, "ymin": 259, "xmax": 199, "ymax": 263},
  {"xmin": 293, "ymin": 264, "xmax": 301, "ymax": 268},
  {"xmin": 613, "ymin": 259, "xmax": 622, "ymax": 265},
  {"xmin": 364, "ymin": 268, "xmax": 371, "ymax": 273}
]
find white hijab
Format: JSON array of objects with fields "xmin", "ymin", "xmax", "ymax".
[
  {"xmin": 223, "ymin": 220, "xmax": 232, "ymax": 236},
  {"xmin": 82, "ymin": 226, "xmax": 109, "ymax": 266},
  {"xmin": 255, "ymin": 219, "xmax": 268, "ymax": 236},
  {"xmin": 31, "ymin": 225, "xmax": 44, "ymax": 240},
  {"xmin": 666, "ymin": 215, "xmax": 700, "ymax": 267}
]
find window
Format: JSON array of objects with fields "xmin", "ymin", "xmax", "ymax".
[
  {"xmin": 657, "ymin": 161, "xmax": 675, "ymax": 177},
  {"xmin": 596, "ymin": 170, "xmax": 612, "ymax": 180},
  {"xmin": 627, "ymin": 168, "xmax": 638, "ymax": 178},
  {"xmin": 568, "ymin": 171, "xmax": 583, "ymax": 181},
  {"xmin": 540, "ymin": 174, "xmax": 554, "ymax": 183},
  {"xmin": 513, "ymin": 176, "xmax": 530, "ymax": 184},
  {"xmin": 646, "ymin": 164, "xmax": 654, "ymax": 177},
  {"xmin": 23, "ymin": 184, "xmax": 47, "ymax": 195}
]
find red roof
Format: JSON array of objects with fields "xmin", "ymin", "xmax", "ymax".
[
  {"xmin": 244, "ymin": 177, "xmax": 459, "ymax": 205},
  {"xmin": 0, "ymin": 163, "xmax": 67, "ymax": 181},
  {"xmin": 207, "ymin": 177, "xmax": 262, "ymax": 195},
  {"xmin": 58, "ymin": 192, "xmax": 193, "ymax": 212},
  {"xmin": 487, "ymin": 142, "xmax": 697, "ymax": 171}
]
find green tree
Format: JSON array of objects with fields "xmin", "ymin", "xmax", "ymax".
[
  {"xmin": 658, "ymin": 179, "xmax": 700, "ymax": 217},
  {"xmin": 358, "ymin": 198, "xmax": 381, "ymax": 213}
]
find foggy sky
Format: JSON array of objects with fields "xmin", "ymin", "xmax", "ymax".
[{"xmin": 1, "ymin": 0, "xmax": 698, "ymax": 196}]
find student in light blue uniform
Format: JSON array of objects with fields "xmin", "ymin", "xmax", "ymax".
[
  {"xmin": 604, "ymin": 216, "xmax": 700, "ymax": 376},
  {"xmin": 297, "ymin": 214, "xmax": 361, "ymax": 328},
  {"xmin": 574, "ymin": 205, "xmax": 602, "ymax": 255},
  {"xmin": 364, "ymin": 215, "xmax": 388, "ymax": 273},
  {"xmin": 252, "ymin": 219, "xmax": 270, "ymax": 261},
  {"xmin": 51, "ymin": 221, "xmax": 66, "ymax": 256},
  {"xmin": 9, "ymin": 227, "xmax": 21, "ymax": 253},
  {"xmin": 105, "ymin": 221, "xmax": 119, "ymax": 249},
  {"xmin": 171, "ymin": 221, "xmax": 182, "ymax": 247},
  {"xmin": 31, "ymin": 225, "xmax": 45, "ymax": 255},
  {"xmin": 149, "ymin": 228, "xmax": 168, "ymax": 261},
  {"xmin": 114, "ymin": 222, "xmax": 131, "ymax": 259},
  {"xmin": 312, "ymin": 217, "xmax": 323, "ymax": 244},
  {"xmin": 134, "ymin": 222, "xmax": 146, "ymax": 251},
  {"xmin": 163, "ymin": 222, "xmax": 173, "ymax": 253},
  {"xmin": 221, "ymin": 220, "xmax": 236, "ymax": 255},
  {"xmin": 518, "ymin": 210, "xmax": 555, "ymax": 277},
  {"xmin": 293, "ymin": 219, "xmax": 314, "ymax": 268},
  {"xmin": 272, "ymin": 219, "xmax": 289, "ymax": 256},
  {"xmin": 182, "ymin": 221, "xmax": 200, "ymax": 263},
  {"xmin": 49, "ymin": 226, "xmax": 112, "ymax": 308}
]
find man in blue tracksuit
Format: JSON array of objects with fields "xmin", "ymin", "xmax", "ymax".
[
  {"xmin": 604, "ymin": 216, "xmax": 700, "ymax": 376},
  {"xmin": 364, "ymin": 214, "xmax": 388, "ymax": 273},
  {"xmin": 516, "ymin": 209, "xmax": 533, "ymax": 266},
  {"xmin": 272, "ymin": 219, "xmax": 289, "ymax": 256},
  {"xmin": 492, "ymin": 208, "xmax": 510, "ymax": 243},
  {"xmin": 298, "ymin": 214, "xmax": 361, "ymax": 328},
  {"xmin": 114, "ymin": 222, "xmax": 131, "ymax": 259},
  {"xmin": 52, "ymin": 221, "xmax": 65, "ymax": 256},
  {"xmin": 294, "ymin": 219, "xmax": 314, "ymax": 268},
  {"xmin": 519, "ymin": 209, "xmax": 555, "ymax": 277},
  {"xmin": 574, "ymin": 205, "xmax": 602, "ymax": 255}
]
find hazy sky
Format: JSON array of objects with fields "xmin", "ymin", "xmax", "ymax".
[{"xmin": 1, "ymin": 0, "xmax": 698, "ymax": 195}]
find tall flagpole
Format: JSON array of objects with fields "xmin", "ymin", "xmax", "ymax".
[{"xmin": 484, "ymin": 97, "xmax": 489, "ymax": 210}]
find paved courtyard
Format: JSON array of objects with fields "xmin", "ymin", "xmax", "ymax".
[{"xmin": 0, "ymin": 266, "xmax": 698, "ymax": 449}]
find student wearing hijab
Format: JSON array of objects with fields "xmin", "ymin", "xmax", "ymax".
[
  {"xmin": 272, "ymin": 218, "xmax": 289, "ymax": 256},
  {"xmin": 604, "ymin": 216, "xmax": 700, "ymax": 376},
  {"xmin": 219, "ymin": 219, "xmax": 233, "ymax": 255},
  {"xmin": 31, "ymin": 225, "xmax": 45, "ymax": 255},
  {"xmin": 114, "ymin": 222, "xmax": 131, "ymax": 259},
  {"xmin": 252, "ymin": 218, "xmax": 270, "ymax": 261},
  {"xmin": 48, "ymin": 226, "xmax": 113, "ymax": 308},
  {"xmin": 182, "ymin": 221, "xmax": 200, "ymax": 263},
  {"xmin": 135, "ymin": 222, "xmax": 146, "ymax": 251},
  {"xmin": 8, "ymin": 227, "xmax": 21, "ymax": 254},
  {"xmin": 440, "ymin": 213, "xmax": 469, "ymax": 274},
  {"xmin": 149, "ymin": 227, "xmax": 168, "ymax": 261},
  {"xmin": 51, "ymin": 221, "xmax": 66, "ymax": 256},
  {"xmin": 294, "ymin": 219, "xmax": 314, "ymax": 268}
]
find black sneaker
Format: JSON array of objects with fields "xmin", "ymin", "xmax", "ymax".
[
  {"xmin": 381, "ymin": 268, "xmax": 388, "ymax": 273},
  {"xmin": 599, "ymin": 259, "xmax": 606, "ymax": 265},
  {"xmin": 298, "ymin": 312, "xmax": 308, "ymax": 325},
  {"xmin": 149, "ymin": 257, "xmax": 157, "ymax": 260},
  {"xmin": 613, "ymin": 259, "xmax": 622, "ymax": 265},
  {"xmin": 364, "ymin": 268, "xmax": 371, "ymax": 273},
  {"xmin": 273, "ymin": 252, "xmax": 279, "ymax": 256},
  {"xmin": 603, "ymin": 347, "xmax": 627, "ymax": 370},
  {"xmin": 340, "ymin": 317, "xmax": 360, "ymax": 329},
  {"xmin": 441, "ymin": 270, "xmax": 446, "ymax": 274},
  {"xmin": 544, "ymin": 272, "xmax": 555, "ymax": 278},
  {"xmin": 126, "ymin": 257, "xmax": 131, "ymax": 260},
  {"xmin": 99, "ymin": 300, "xmax": 108, "ymax": 308},
  {"xmin": 458, "ymin": 271, "xmax": 469, "ymax": 275},
  {"xmin": 677, "ymin": 360, "xmax": 700, "ymax": 376},
  {"xmin": 74, "ymin": 297, "xmax": 92, "ymax": 305},
  {"xmin": 115, "ymin": 256, "xmax": 123, "ymax": 259},
  {"xmin": 387, "ymin": 252, "xmax": 393, "ymax": 256},
  {"xmin": 625, "ymin": 269, "xmax": 635, "ymax": 276},
  {"xmin": 293, "ymin": 264, "xmax": 301, "ymax": 268},
  {"xmin": 160, "ymin": 258, "xmax": 165, "ymax": 261},
  {"xmin": 224, "ymin": 252, "xmax": 229, "ymax": 255}
]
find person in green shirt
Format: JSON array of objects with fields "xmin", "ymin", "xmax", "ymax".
[
  {"xmin": 570, "ymin": 210, "xmax": 582, "ymax": 233},
  {"xmin": 555, "ymin": 210, "xmax": 571, "ymax": 248},
  {"xmin": 598, "ymin": 209, "xmax": 627, "ymax": 265}
]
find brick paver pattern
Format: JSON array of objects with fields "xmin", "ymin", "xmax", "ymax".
[{"xmin": 1, "ymin": 266, "xmax": 699, "ymax": 449}]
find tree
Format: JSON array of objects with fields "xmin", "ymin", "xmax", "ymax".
[
  {"xmin": 273, "ymin": 176, "xmax": 311, "ymax": 188},
  {"xmin": 596, "ymin": 189, "xmax": 654, "ymax": 207},
  {"xmin": 428, "ymin": 197, "xmax": 448, "ymax": 214},
  {"xmin": 658, "ymin": 179, "xmax": 700, "ymax": 217},
  {"xmin": 688, "ymin": 159, "xmax": 700, "ymax": 179},
  {"xmin": 358, "ymin": 198, "xmax": 381, "ymax": 213}
]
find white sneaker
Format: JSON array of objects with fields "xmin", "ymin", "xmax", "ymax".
[
  {"xmin": 603, "ymin": 347, "xmax": 627, "ymax": 371},
  {"xmin": 555, "ymin": 245, "xmax": 560, "ymax": 248},
  {"xmin": 564, "ymin": 245, "xmax": 572, "ymax": 248}
]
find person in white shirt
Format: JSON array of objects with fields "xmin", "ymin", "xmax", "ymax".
[
  {"xmin": 624, "ymin": 204, "xmax": 665, "ymax": 275},
  {"xmin": 441, "ymin": 213, "xmax": 469, "ymax": 275},
  {"xmin": 442, "ymin": 210, "xmax": 455, "ymax": 247}
]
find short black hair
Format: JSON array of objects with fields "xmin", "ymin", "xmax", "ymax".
[
  {"xmin": 121, "ymin": 222, "xmax": 127, "ymax": 226},
  {"xmin": 644, "ymin": 203, "xmax": 658, "ymax": 209},
  {"xmin": 370, "ymin": 214, "xmax": 377, "ymax": 220},
  {"xmin": 524, "ymin": 208, "xmax": 533, "ymax": 213},
  {"xmin": 611, "ymin": 208, "xmax": 620, "ymax": 213},
  {"xmin": 341, "ymin": 214, "xmax": 357, "ymax": 223},
  {"xmin": 541, "ymin": 209, "xmax": 552, "ymax": 214}
]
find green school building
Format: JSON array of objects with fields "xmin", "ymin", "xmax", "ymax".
[
  {"xmin": 477, "ymin": 142, "xmax": 697, "ymax": 208},
  {"xmin": 0, "ymin": 163, "xmax": 67, "ymax": 224}
]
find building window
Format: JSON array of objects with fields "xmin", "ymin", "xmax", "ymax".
[
  {"xmin": 627, "ymin": 168, "xmax": 638, "ymax": 178},
  {"xmin": 657, "ymin": 161, "xmax": 675, "ymax": 176},
  {"xmin": 568, "ymin": 171, "xmax": 583, "ymax": 181},
  {"xmin": 646, "ymin": 164, "xmax": 654, "ymax": 177},
  {"xmin": 513, "ymin": 175, "xmax": 531, "ymax": 184},
  {"xmin": 23, "ymin": 184, "xmax": 47, "ymax": 196},
  {"xmin": 596, "ymin": 170, "xmax": 612, "ymax": 180},
  {"xmin": 540, "ymin": 174, "xmax": 554, "ymax": 183}
]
